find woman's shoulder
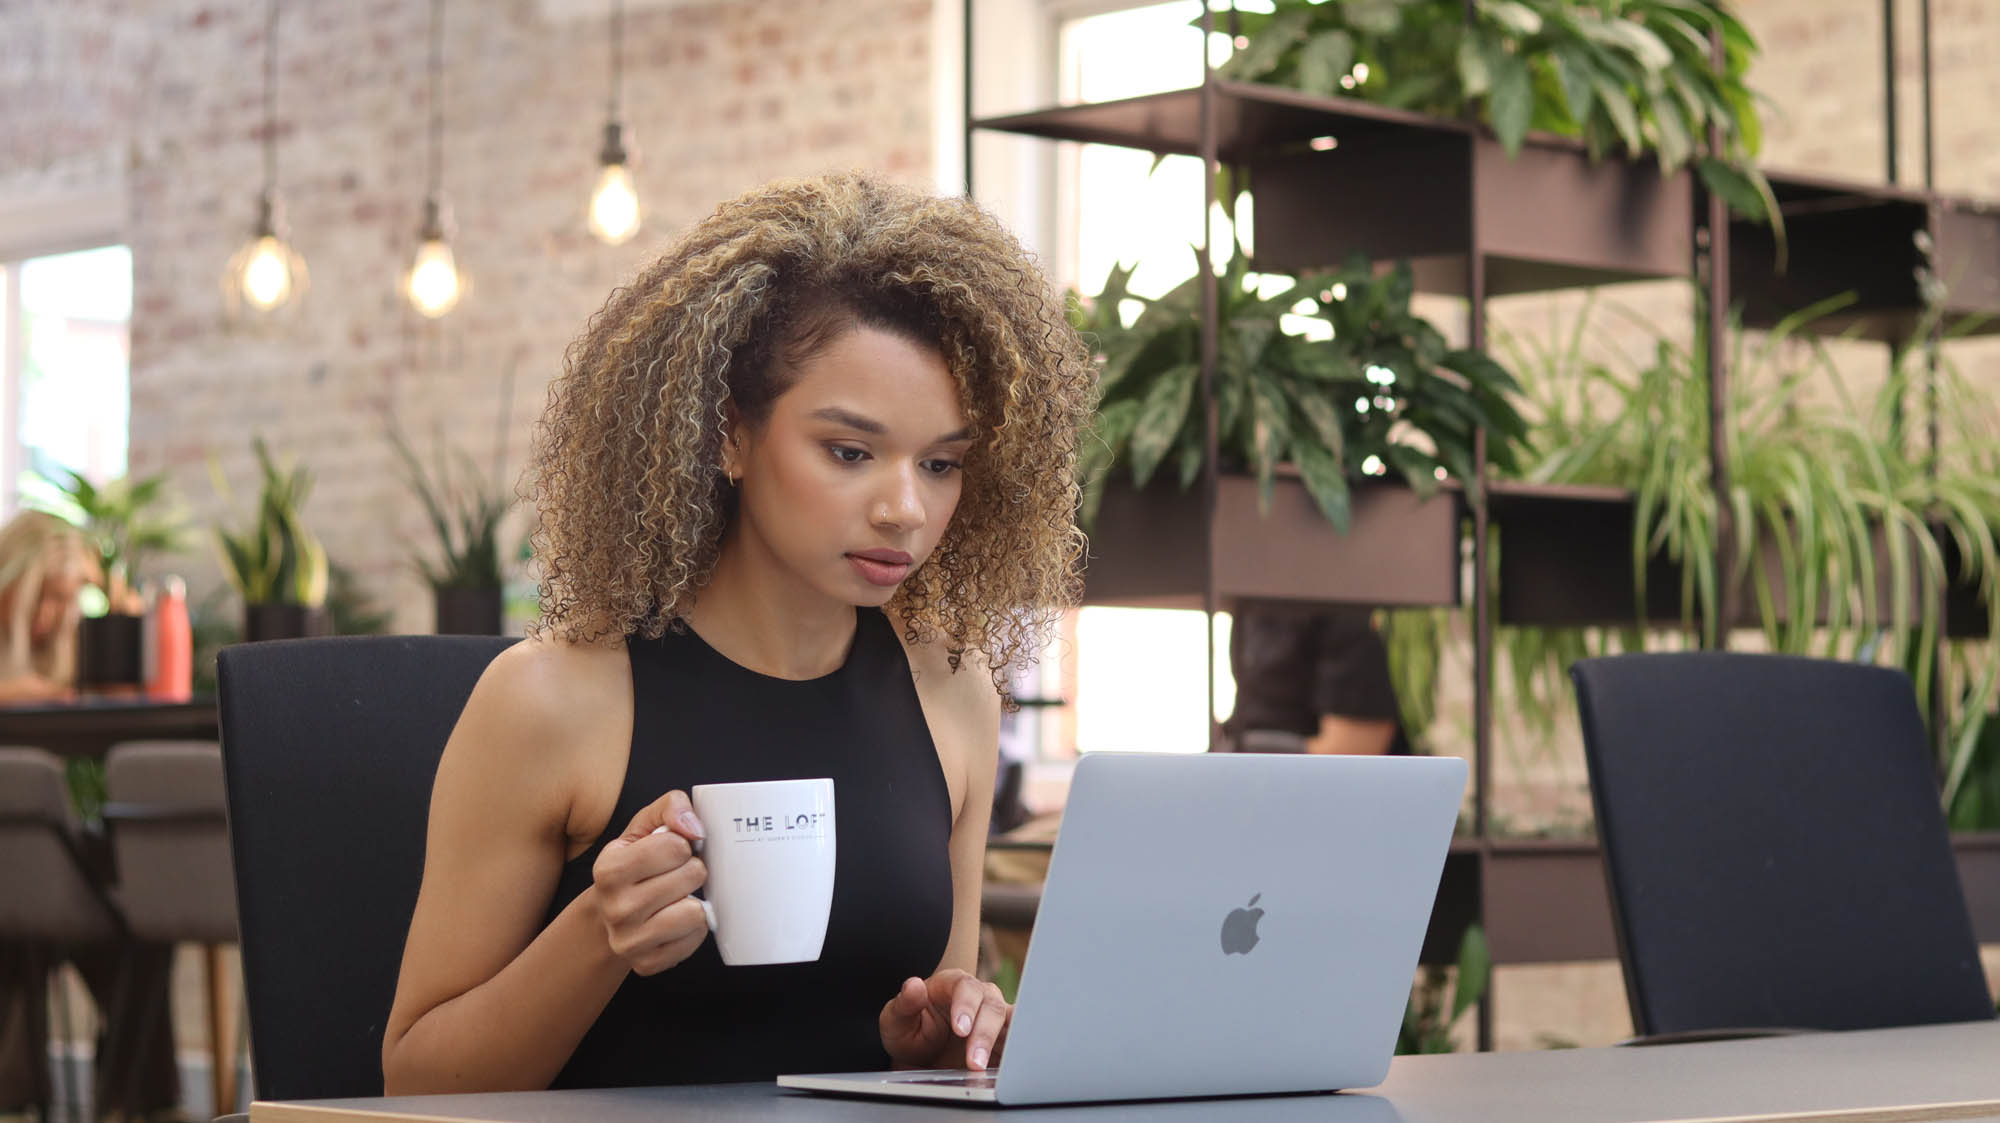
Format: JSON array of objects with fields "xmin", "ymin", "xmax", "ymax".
[
  {"xmin": 881, "ymin": 609, "xmax": 1000, "ymax": 734},
  {"xmin": 456, "ymin": 631, "xmax": 632, "ymax": 761},
  {"xmin": 447, "ymin": 631, "xmax": 635, "ymax": 846}
]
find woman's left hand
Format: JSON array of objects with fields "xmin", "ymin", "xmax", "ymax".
[{"xmin": 878, "ymin": 969, "xmax": 1010, "ymax": 1071}]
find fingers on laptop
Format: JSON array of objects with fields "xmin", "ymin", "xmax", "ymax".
[{"xmin": 929, "ymin": 970, "xmax": 1010, "ymax": 1071}]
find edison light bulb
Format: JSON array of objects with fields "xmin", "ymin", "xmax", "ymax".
[
  {"xmin": 239, "ymin": 235, "xmax": 295, "ymax": 309},
  {"xmin": 589, "ymin": 162, "xmax": 640, "ymax": 244},
  {"xmin": 406, "ymin": 237, "xmax": 463, "ymax": 318}
]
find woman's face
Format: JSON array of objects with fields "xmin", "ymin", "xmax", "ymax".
[
  {"xmin": 33, "ymin": 564, "xmax": 85, "ymax": 640},
  {"xmin": 727, "ymin": 326, "xmax": 972, "ymax": 609}
]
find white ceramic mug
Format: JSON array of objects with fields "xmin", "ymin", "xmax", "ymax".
[{"xmin": 687, "ymin": 778, "xmax": 836, "ymax": 966}]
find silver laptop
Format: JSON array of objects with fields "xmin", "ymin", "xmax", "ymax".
[{"xmin": 779, "ymin": 750, "xmax": 1466, "ymax": 1106}]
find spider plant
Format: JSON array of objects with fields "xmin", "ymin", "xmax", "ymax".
[
  {"xmin": 1903, "ymin": 339, "xmax": 2000, "ymax": 823},
  {"xmin": 1462, "ymin": 288, "xmax": 2000, "ymax": 805}
]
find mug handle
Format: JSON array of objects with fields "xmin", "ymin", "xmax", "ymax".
[{"xmin": 691, "ymin": 836, "xmax": 718, "ymax": 933}]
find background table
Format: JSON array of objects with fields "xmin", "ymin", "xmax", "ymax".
[
  {"xmin": 0, "ymin": 696, "xmax": 218, "ymax": 758},
  {"xmin": 250, "ymin": 1019, "xmax": 2000, "ymax": 1123}
]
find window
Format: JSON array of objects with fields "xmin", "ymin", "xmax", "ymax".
[
  {"xmin": 959, "ymin": 2, "xmax": 1256, "ymax": 768},
  {"xmin": 1058, "ymin": 3, "xmax": 1239, "ymax": 756},
  {"xmin": 1, "ymin": 244, "xmax": 133, "ymax": 519}
]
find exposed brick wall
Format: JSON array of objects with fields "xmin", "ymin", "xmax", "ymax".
[{"xmin": 2, "ymin": 0, "xmax": 932, "ymax": 631}]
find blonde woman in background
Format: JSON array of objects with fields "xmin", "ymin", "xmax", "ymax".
[{"xmin": 0, "ymin": 509, "xmax": 97, "ymax": 703}]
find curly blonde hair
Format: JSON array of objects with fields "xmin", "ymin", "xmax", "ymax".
[{"xmin": 528, "ymin": 173, "xmax": 1094, "ymax": 697}]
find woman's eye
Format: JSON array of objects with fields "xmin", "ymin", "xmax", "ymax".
[
  {"xmin": 829, "ymin": 446, "xmax": 867, "ymax": 464},
  {"xmin": 923, "ymin": 459, "xmax": 963, "ymax": 476}
]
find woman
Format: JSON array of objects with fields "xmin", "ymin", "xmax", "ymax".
[
  {"xmin": 382, "ymin": 173, "xmax": 1094, "ymax": 1093},
  {"xmin": 0, "ymin": 509, "xmax": 93, "ymax": 703}
]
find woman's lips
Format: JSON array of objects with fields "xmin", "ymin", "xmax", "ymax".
[{"xmin": 847, "ymin": 553, "xmax": 912, "ymax": 587}]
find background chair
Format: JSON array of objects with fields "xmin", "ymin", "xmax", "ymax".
[
  {"xmin": 1571, "ymin": 652, "xmax": 1995, "ymax": 1039},
  {"xmin": 103, "ymin": 739, "xmax": 242, "ymax": 1115},
  {"xmin": 216, "ymin": 634, "xmax": 514, "ymax": 1102},
  {"xmin": 0, "ymin": 746, "xmax": 123, "ymax": 1123}
]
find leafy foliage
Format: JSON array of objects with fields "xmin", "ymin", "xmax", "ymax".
[
  {"xmin": 212, "ymin": 437, "xmax": 329, "ymax": 608},
  {"xmin": 1397, "ymin": 923, "xmax": 1490, "ymax": 1054},
  {"xmin": 1486, "ymin": 289, "xmax": 2000, "ymax": 805},
  {"xmin": 1212, "ymin": 0, "xmax": 1779, "ymax": 228},
  {"xmin": 28, "ymin": 468, "xmax": 189, "ymax": 610},
  {"xmin": 1074, "ymin": 245, "xmax": 1529, "ymax": 532},
  {"xmin": 387, "ymin": 423, "xmax": 513, "ymax": 590},
  {"xmin": 326, "ymin": 559, "xmax": 395, "ymax": 636}
]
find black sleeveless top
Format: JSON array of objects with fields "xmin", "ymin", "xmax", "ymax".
[{"xmin": 543, "ymin": 608, "xmax": 956, "ymax": 1088}]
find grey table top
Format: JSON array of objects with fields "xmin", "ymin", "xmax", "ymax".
[{"xmin": 251, "ymin": 1019, "xmax": 2000, "ymax": 1123}]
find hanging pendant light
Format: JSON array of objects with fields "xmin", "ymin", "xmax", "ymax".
[
  {"xmin": 406, "ymin": 0, "xmax": 464, "ymax": 318},
  {"xmin": 587, "ymin": 0, "xmax": 641, "ymax": 245},
  {"xmin": 223, "ymin": 0, "xmax": 307, "ymax": 319}
]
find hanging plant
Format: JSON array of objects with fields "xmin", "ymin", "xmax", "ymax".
[
  {"xmin": 1473, "ymin": 290, "xmax": 2000, "ymax": 775},
  {"xmin": 1074, "ymin": 245, "xmax": 1529, "ymax": 533},
  {"xmin": 1212, "ymin": 0, "xmax": 1779, "ymax": 229}
]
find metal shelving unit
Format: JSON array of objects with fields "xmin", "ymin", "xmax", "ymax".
[{"xmin": 965, "ymin": 0, "xmax": 1995, "ymax": 1050}]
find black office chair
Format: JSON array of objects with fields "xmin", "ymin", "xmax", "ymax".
[
  {"xmin": 216, "ymin": 634, "xmax": 515, "ymax": 1102},
  {"xmin": 1571, "ymin": 652, "xmax": 1995, "ymax": 1040}
]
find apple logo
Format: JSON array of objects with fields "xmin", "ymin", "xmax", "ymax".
[{"xmin": 1220, "ymin": 894, "xmax": 1264, "ymax": 955}]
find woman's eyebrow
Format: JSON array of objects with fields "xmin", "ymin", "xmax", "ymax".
[
  {"xmin": 809, "ymin": 406, "xmax": 885, "ymax": 434},
  {"xmin": 810, "ymin": 406, "xmax": 972, "ymax": 444}
]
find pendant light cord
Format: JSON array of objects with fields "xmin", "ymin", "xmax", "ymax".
[
  {"xmin": 428, "ymin": 0, "xmax": 444, "ymax": 199},
  {"xmin": 608, "ymin": 0, "xmax": 623, "ymax": 124},
  {"xmin": 263, "ymin": 0, "xmax": 279, "ymax": 195}
]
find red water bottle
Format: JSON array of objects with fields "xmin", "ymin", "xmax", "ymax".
[{"xmin": 148, "ymin": 575, "xmax": 193, "ymax": 701}]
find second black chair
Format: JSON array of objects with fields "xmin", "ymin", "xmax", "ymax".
[
  {"xmin": 1571, "ymin": 652, "xmax": 1994, "ymax": 1040},
  {"xmin": 217, "ymin": 634, "xmax": 515, "ymax": 1102}
]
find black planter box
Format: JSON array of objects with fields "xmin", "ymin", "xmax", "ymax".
[
  {"xmin": 76, "ymin": 612, "xmax": 151, "ymax": 688},
  {"xmin": 1730, "ymin": 171, "xmax": 2000, "ymax": 342},
  {"xmin": 1086, "ymin": 473, "xmax": 1462, "ymax": 610},
  {"xmin": 433, "ymin": 586, "xmax": 504, "ymax": 636},
  {"xmin": 243, "ymin": 603, "xmax": 331, "ymax": 643}
]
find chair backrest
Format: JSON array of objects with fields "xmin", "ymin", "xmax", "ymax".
[
  {"xmin": 105, "ymin": 739, "xmax": 237, "ymax": 944},
  {"xmin": 0, "ymin": 746, "xmax": 121, "ymax": 943},
  {"xmin": 1571, "ymin": 652, "xmax": 1994, "ymax": 1037},
  {"xmin": 217, "ymin": 634, "xmax": 515, "ymax": 1101}
]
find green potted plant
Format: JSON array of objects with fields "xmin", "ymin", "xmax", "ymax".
[
  {"xmin": 213, "ymin": 437, "xmax": 330, "ymax": 642},
  {"xmin": 27, "ymin": 468, "xmax": 189, "ymax": 689},
  {"xmin": 387, "ymin": 423, "xmax": 514, "ymax": 635},
  {"xmin": 1073, "ymin": 243, "xmax": 1527, "ymax": 608},
  {"xmin": 1215, "ymin": 0, "xmax": 1777, "ymax": 227},
  {"xmin": 1394, "ymin": 288, "xmax": 2000, "ymax": 820},
  {"xmin": 1079, "ymin": 245, "xmax": 1528, "ymax": 528}
]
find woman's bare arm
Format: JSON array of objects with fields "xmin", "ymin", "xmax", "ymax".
[{"xmin": 380, "ymin": 638, "xmax": 634, "ymax": 1094}]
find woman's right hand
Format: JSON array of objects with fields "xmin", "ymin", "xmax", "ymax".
[{"xmin": 590, "ymin": 790, "xmax": 709, "ymax": 976}]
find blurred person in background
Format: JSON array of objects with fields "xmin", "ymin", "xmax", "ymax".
[
  {"xmin": 0, "ymin": 510, "xmax": 94, "ymax": 704},
  {"xmin": 1223, "ymin": 601, "xmax": 1408, "ymax": 756}
]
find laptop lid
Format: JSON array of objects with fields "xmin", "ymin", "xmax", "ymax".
[{"xmin": 993, "ymin": 752, "xmax": 1465, "ymax": 1106}]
